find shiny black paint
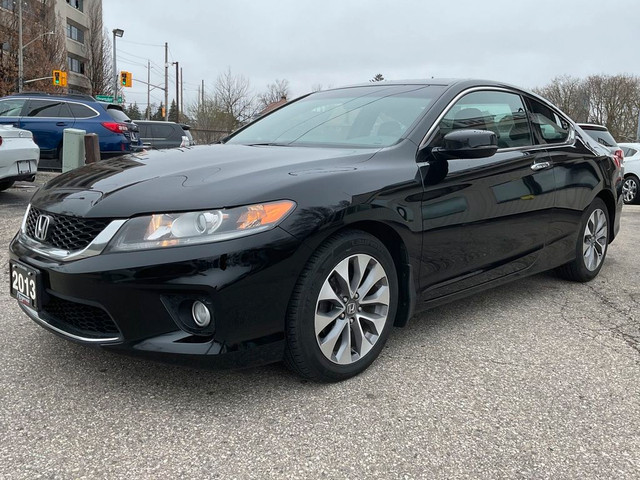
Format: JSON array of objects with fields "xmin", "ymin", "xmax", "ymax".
[{"xmin": 9, "ymin": 79, "xmax": 623, "ymax": 368}]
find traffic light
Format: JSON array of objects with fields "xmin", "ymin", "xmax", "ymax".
[
  {"xmin": 52, "ymin": 70, "xmax": 67, "ymax": 87},
  {"xmin": 120, "ymin": 71, "xmax": 132, "ymax": 87}
]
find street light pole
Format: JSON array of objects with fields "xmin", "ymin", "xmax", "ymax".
[
  {"xmin": 18, "ymin": 0, "xmax": 23, "ymax": 92},
  {"xmin": 112, "ymin": 28, "xmax": 124, "ymax": 102}
]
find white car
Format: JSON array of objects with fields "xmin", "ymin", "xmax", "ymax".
[
  {"xmin": 619, "ymin": 142, "xmax": 640, "ymax": 204},
  {"xmin": 0, "ymin": 125, "xmax": 39, "ymax": 192}
]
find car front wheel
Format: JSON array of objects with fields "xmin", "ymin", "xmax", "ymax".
[{"xmin": 285, "ymin": 230, "xmax": 398, "ymax": 382}]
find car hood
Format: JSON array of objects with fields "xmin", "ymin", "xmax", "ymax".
[{"xmin": 31, "ymin": 144, "xmax": 378, "ymax": 218}]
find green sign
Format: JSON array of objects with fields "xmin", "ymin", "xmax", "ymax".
[{"xmin": 95, "ymin": 94, "xmax": 113, "ymax": 102}]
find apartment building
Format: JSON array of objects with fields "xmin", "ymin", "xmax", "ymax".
[{"xmin": 0, "ymin": 0, "xmax": 102, "ymax": 94}]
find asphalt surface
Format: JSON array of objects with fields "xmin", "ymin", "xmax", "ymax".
[{"xmin": 1, "ymin": 176, "xmax": 639, "ymax": 479}]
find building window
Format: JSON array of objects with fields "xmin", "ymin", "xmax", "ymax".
[
  {"xmin": 66, "ymin": 22, "xmax": 85, "ymax": 44},
  {"xmin": 66, "ymin": 0, "xmax": 83, "ymax": 12},
  {"xmin": 1, "ymin": 0, "xmax": 14, "ymax": 11},
  {"xmin": 67, "ymin": 56, "xmax": 85, "ymax": 74}
]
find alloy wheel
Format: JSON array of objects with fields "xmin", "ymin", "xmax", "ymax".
[
  {"xmin": 315, "ymin": 254, "xmax": 390, "ymax": 365},
  {"xmin": 622, "ymin": 177, "xmax": 638, "ymax": 203},
  {"xmin": 583, "ymin": 208, "xmax": 607, "ymax": 271}
]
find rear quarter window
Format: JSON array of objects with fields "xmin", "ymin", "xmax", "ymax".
[
  {"xmin": 69, "ymin": 103, "xmax": 97, "ymax": 118},
  {"xmin": 104, "ymin": 106, "xmax": 131, "ymax": 123}
]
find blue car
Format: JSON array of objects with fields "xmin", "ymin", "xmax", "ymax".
[{"xmin": 0, "ymin": 93, "xmax": 141, "ymax": 170}]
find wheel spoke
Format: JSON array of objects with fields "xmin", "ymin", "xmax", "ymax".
[
  {"xmin": 318, "ymin": 281, "xmax": 343, "ymax": 305},
  {"xmin": 351, "ymin": 254, "xmax": 370, "ymax": 294},
  {"xmin": 332, "ymin": 258, "xmax": 351, "ymax": 298},
  {"xmin": 315, "ymin": 308, "xmax": 344, "ymax": 335},
  {"xmin": 351, "ymin": 318, "xmax": 374, "ymax": 359},
  {"xmin": 359, "ymin": 284, "xmax": 390, "ymax": 307},
  {"xmin": 333, "ymin": 323, "xmax": 352, "ymax": 364},
  {"xmin": 358, "ymin": 311, "xmax": 387, "ymax": 336},
  {"xmin": 356, "ymin": 262, "xmax": 387, "ymax": 299},
  {"xmin": 318, "ymin": 319, "xmax": 348, "ymax": 361}
]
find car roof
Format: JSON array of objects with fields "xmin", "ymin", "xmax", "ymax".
[{"xmin": 6, "ymin": 92, "xmax": 97, "ymax": 102}]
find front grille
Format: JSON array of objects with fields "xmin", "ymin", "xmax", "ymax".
[
  {"xmin": 42, "ymin": 295, "xmax": 120, "ymax": 339},
  {"xmin": 26, "ymin": 206, "xmax": 111, "ymax": 251}
]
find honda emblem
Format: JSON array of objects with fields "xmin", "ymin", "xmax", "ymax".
[{"xmin": 34, "ymin": 215, "xmax": 51, "ymax": 241}]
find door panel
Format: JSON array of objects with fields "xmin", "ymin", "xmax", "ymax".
[
  {"xmin": 419, "ymin": 149, "xmax": 555, "ymax": 300},
  {"xmin": 417, "ymin": 89, "xmax": 555, "ymax": 302}
]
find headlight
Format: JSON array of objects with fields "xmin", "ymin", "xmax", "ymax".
[{"xmin": 105, "ymin": 200, "xmax": 296, "ymax": 252}]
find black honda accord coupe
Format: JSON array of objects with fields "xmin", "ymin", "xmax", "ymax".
[{"xmin": 10, "ymin": 79, "xmax": 623, "ymax": 381}]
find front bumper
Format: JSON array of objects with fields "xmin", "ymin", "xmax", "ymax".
[{"xmin": 10, "ymin": 226, "xmax": 307, "ymax": 368}]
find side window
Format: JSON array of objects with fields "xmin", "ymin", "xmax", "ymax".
[
  {"xmin": 25, "ymin": 100, "xmax": 67, "ymax": 117},
  {"xmin": 525, "ymin": 98, "xmax": 570, "ymax": 144},
  {"xmin": 151, "ymin": 124, "xmax": 176, "ymax": 139},
  {"xmin": 0, "ymin": 98, "xmax": 26, "ymax": 116},
  {"xmin": 435, "ymin": 90, "xmax": 532, "ymax": 149},
  {"xmin": 138, "ymin": 124, "xmax": 151, "ymax": 137},
  {"xmin": 68, "ymin": 103, "xmax": 96, "ymax": 118}
]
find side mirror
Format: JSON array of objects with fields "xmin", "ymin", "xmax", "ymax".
[{"xmin": 432, "ymin": 129, "xmax": 498, "ymax": 160}]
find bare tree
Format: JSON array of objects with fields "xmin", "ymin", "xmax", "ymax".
[
  {"xmin": 257, "ymin": 78, "xmax": 290, "ymax": 110},
  {"xmin": 213, "ymin": 67, "xmax": 256, "ymax": 129},
  {"xmin": 533, "ymin": 75, "xmax": 589, "ymax": 122},
  {"xmin": 84, "ymin": 1, "xmax": 112, "ymax": 96},
  {"xmin": 188, "ymin": 92, "xmax": 235, "ymax": 144},
  {"xmin": 0, "ymin": 0, "xmax": 65, "ymax": 96},
  {"xmin": 536, "ymin": 74, "xmax": 640, "ymax": 141}
]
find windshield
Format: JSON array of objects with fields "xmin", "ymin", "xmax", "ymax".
[{"xmin": 226, "ymin": 85, "xmax": 443, "ymax": 148}]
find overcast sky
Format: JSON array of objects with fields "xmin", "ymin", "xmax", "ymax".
[{"xmin": 103, "ymin": 0, "xmax": 639, "ymax": 111}]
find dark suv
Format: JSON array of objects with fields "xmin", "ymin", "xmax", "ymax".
[
  {"xmin": 135, "ymin": 120, "xmax": 193, "ymax": 149},
  {"xmin": 0, "ymin": 93, "xmax": 141, "ymax": 170}
]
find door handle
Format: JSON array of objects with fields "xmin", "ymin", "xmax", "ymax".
[
  {"xmin": 531, "ymin": 161, "xmax": 551, "ymax": 171},
  {"xmin": 56, "ymin": 122, "xmax": 68, "ymax": 126}
]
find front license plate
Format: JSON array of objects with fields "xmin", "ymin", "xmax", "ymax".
[
  {"xmin": 17, "ymin": 160, "xmax": 32, "ymax": 174},
  {"xmin": 9, "ymin": 261, "xmax": 41, "ymax": 311}
]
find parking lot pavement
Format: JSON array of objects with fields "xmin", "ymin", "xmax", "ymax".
[{"xmin": 1, "ymin": 181, "xmax": 639, "ymax": 479}]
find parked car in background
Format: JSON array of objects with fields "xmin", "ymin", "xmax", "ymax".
[
  {"xmin": 618, "ymin": 142, "xmax": 640, "ymax": 204},
  {"xmin": 0, "ymin": 93, "xmax": 141, "ymax": 170},
  {"xmin": 0, "ymin": 125, "xmax": 39, "ymax": 191},
  {"xmin": 577, "ymin": 123, "xmax": 624, "ymax": 168},
  {"xmin": 135, "ymin": 120, "xmax": 193, "ymax": 149},
  {"xmin": 9, "ymin": 79, "xmax": 623, "ymax": 382}
]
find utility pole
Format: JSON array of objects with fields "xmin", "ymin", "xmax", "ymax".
[
  {"xmin": 164, "ymin": 42, "xmax": 168, "ymax": 121},
  {"xmin": 146, "ymin": 60, "xmax": 150, "ymax": 119},
  {"xmin": 180, "ymin": 67, "xmax": 184, "ymax": 117},
  {"xmin": 17, "ymin": 0, "xmax": 23, "ymax": 92},
  {"xmin": 202, "ymin": 79, "xmax": 205, "ymax": 106},
  {"xmin": 172, "ymin": 61, "xmax": 179, "ymax": 122}
]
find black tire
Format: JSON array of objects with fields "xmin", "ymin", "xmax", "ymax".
[
  {"xmin": 0, "ymin": 180, "xmax": 14, "ymax": 192},
  {"xmin": 284, "ymin": 230, "xmax": 398, "ymax": 382},
  {"xmin": 622, "ymin": 175, "xmax": 639, "ymax": 205},
  {"xmin": 556, "ymin": 197, "xmax": 609, "ymax": 282}
]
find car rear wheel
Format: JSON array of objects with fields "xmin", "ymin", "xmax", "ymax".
[
  {"xmin": 622, "ymin": 175, "xmax": 639, "ymax": 204},
  {"xmin": 0, "ymin": 180, "xmax": 14, "ymax": 192},
  {"xmin": 284, "ymin": 230, "xmax": 398, "ymax": 382},
  {"xmin": 556, "ymin": 197, "xmax": 609, "ymax": 282}
]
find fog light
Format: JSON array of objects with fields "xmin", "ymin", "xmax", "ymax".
[{"xmin": 191, "ymin": 301, "xmax": 211, "ymax": 327}]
